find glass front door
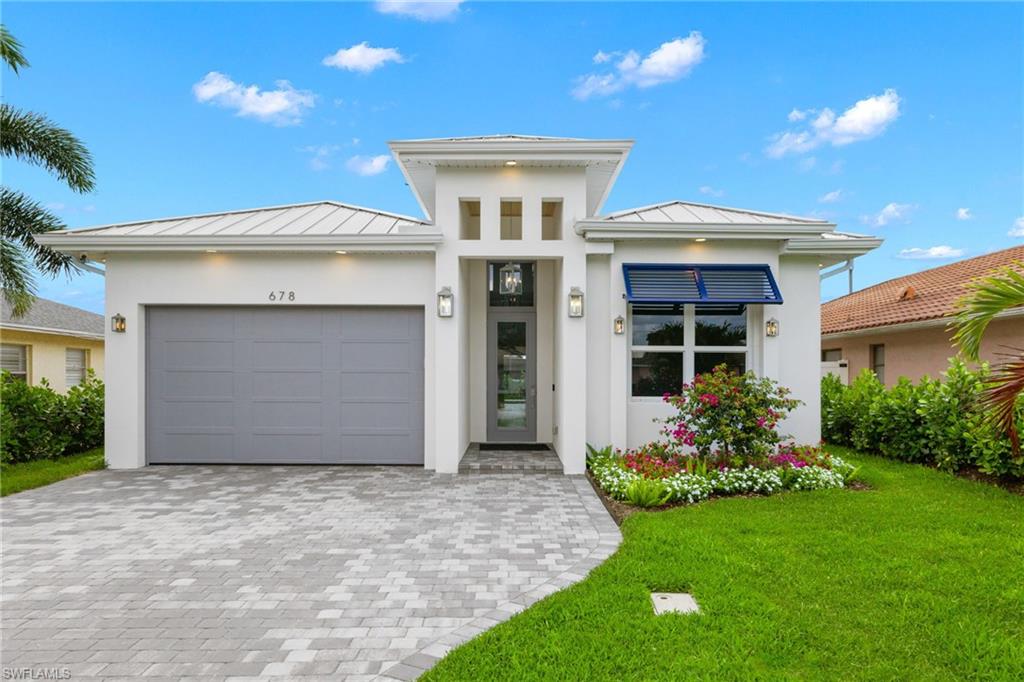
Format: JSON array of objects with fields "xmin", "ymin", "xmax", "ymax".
[{"xmin": 487, "ymin": 312, "xmax": 536, "ymax": 442}]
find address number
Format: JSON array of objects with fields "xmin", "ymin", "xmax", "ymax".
[{"xmin": 268, "ymin": 291, "xmax": 296, "ymax": 302}]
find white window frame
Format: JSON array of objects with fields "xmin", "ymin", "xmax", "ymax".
[
  {"xmin": 1, "ymin": 343, "xmax": 29, "ymax": 382},
  {"xmin": 65, "ymin": 347, "xmax": 89, "ymax": 388},
  {"xmin": 629, "ymin": 303, "xmax": 753, "ymax": 400}
]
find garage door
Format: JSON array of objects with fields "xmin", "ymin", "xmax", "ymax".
[{"xmin": 146, "ymin": 306, "xmax": 424, "ymax": 464}]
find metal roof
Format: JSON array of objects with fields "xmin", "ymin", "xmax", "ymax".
[
  {"xmin": 390, "ymin": 134, "xmax": 589, "ymax": 143},
  {"xmin": 60, "ymin": 201, "xmax": 432, "ymax": 238},
  {"xmin": 2, "ymin": 296, "xmax": 104, "ymax": 338},
  {"xmin": 602, "ymin": 200, "xmax": 830, "ymax": 225}
]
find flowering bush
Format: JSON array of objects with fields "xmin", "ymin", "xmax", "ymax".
[{"xmin": 662, "ymin": 364, "xmax": 801, "ymax": 467}]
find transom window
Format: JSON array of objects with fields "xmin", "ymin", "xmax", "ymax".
[{"xmin": 630, "ymin": 304, "xmax": 749, "ymax": 397}]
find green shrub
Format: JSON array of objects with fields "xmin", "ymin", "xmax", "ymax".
[
  {"xmin": 0, "ymin": 370, "xmax": 104, "ymax": 464},
  {"xmin": 623, "ymin": 478, "xmax": 671, "ymax": 508},
  {"xmin": 821, "ymin": 358, "xmax": 1023, "ymax": 477}
]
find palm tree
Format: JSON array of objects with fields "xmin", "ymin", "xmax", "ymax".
[
  {"xmin": 952, "ymin": 263, "xmax": 1024, "ymax": 453},
  {"xmin": 1, "ymin": 24, "xmax": 95, "ymax": 316}
]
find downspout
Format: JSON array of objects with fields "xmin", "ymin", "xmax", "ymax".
[{"xmin": 820, "ymin": 258, "xmax": 854, "ymax": 294}]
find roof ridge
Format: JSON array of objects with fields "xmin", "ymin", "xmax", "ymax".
[
  {"xmin": 58, "ymin": 200, "xmax": 431, "ymax": 235},
  {"xmin": 603, "ymin": 199, "xmax": 830, "ymax": 224}
]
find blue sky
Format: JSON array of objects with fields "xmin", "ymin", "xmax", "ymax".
[{"xmin": 5, "ymin": 1, "xmax": 1022, "ymax": 314}]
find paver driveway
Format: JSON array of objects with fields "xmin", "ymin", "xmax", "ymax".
[{"xmin": 1, "ymin": 466, "xmax": 619, "ymax": 681}]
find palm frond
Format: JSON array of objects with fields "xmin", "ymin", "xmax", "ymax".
[
  {"xmin": 0, "ymin": 187, "xmax": 79, "ymax": 278},
  {"xmin": 0, "ymin": 25, "xmax": 29, "ymax": 74},
  {"xmin": 951, "ymin": 263, "xmax": 1024, "ymax": 360},
  {"xmin": 0, "ymin": 238, "xmax": 36, "ymax": 317},
  {"xmin": 0, "ymin": 104, "xmax": 95, "ymax": 193},
  {"xmin": 979, "ymin": 350, "xmax": 1024, "ymax": 456}
]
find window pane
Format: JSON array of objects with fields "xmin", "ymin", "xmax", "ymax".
[
  {"xmin": 1, "ymin": 344, "xmax": 26, "ymax": 373},
  {"xmin": 694, "ymin": 352, "xmax": 746, "ymax": 377},
  {"xmin": 695, "ymin": 304, "xmax": 746, "ymax": 346},
  {"xmin": 66, "ymin": 348, "xmax": 87, "ymax": 388},
  {"xmin": 489, "ymin": 261, "xmax": 535, "ymax": 307},
  {"xmin": 631, "ymin": 305, "xmax": 685, "ymax": 346},
  {"xmin": 822, "ymin": 349, "xmax": 842, "ymax": 362},
  {"xmin": 631, "ymin": 351, "xmax": 683, "ymax": 397}
]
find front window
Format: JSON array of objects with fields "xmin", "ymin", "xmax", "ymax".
[
  {"xmin": 630, "ymin": 304, "xmax": 750, "ymax": 397},
  {"xmin": 870, "ymin": 344, "xmax": 885, "ymax": 383},
  {"xmin": 1, "ymin": 344, "xmax": 28, "ymax": 382},
  {"xmin": 66, "ymin": 348, "xmax": 88, "ymax": 387}
]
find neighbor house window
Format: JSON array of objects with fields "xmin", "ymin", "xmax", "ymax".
[
  {"xmin": 822, "ymin": 348, "xmax": 843, "ymax": 362},
  {"xmin": 870, "ymin": 344, "xmax": 885, "ymax": 383},
  {"xmin": 630, "ymin": 304, "xmax": 749, "ymax": 397},
  {"xmin": 65, "ymin": 348, "xmax": 88, "ymax": 387},
  {"xmin": 1, "ymin": 344, "xmax": 28, "ymax": 382}
]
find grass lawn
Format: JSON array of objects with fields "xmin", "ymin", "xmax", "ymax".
[
  {"xmin": 0, "ymin": 448, "xmax": 105, "ymax": 497},
  {"xmin": 424, "ymin": 448, "xmax": 1024, "ymax": 680}
]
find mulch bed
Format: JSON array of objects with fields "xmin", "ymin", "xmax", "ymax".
[{"xmin": 954, "ymin": 466, "xmax": 1024, "ymax": 496}]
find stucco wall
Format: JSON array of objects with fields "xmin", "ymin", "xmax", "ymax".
[
  {"xmin": 821, "ymin": 315, "xmax": 1024, "ymax": 386},
  {"xmin": 0, "ymin": 328, "xmax": 104, "ymax": 393},
  {"xmin": 103, "ymin": 252, "xmax": 436, "ymax": 469}
]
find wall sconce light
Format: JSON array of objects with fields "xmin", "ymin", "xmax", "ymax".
[
  {"xmin": 437, "ymin": 287, "xmax": 454, "ymax": 318},
  {"xmin": 568, "ymin": 287, "xmax": 584, "ymax": 318},
  {"xmin": 765, "ymin": 318, "xmax": 779, "ymax": 337},
  {"xmin": 111, "ymin": 313, "xmax": 127, "ymax": 333},
  {"xmin": 613, "ymin": 315, "xmax": 625, "ymax": 335},
  {"xmin": 498, "ymin": 262, "xmax": 523, "ymax": 295}
]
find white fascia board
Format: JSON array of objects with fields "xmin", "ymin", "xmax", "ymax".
[
  {"xmin": 574, "ymin": 220, "xmax": 836, "ymax": 241},
  {"xmin": 591, "ymin": 147, "xmax": 631, "ymax": 217},
  {"xmin": 388, "ymin": 139, "xmax": 634, "ymax": 156},
  {"xmin": 35, "ymin": 233, "xmax": 444, "ymax": 253},
  {"xmin": 783, "ymin": 236, "xmax": 883, "ymax": 256},
  {"xmin": 1, "ymin": 323, "xmax": 104, "ymax": 341},
  {"xmin": 822, "ymin": 306, "xmax": 1024, "ymax": 341}
]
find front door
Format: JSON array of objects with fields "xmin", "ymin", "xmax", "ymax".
[{"xmin": 487, "ymin": 311, "xmax": 536, "ymax": 442}]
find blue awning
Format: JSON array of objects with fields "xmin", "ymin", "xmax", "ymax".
[{"xmin": 622, "ymin": 263, "xmax": 783, "ymax": 304}]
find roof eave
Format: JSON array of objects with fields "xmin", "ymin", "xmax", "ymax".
[
  {"xmin": 0, "ymin": 322, "xmax": 104, "ymax": 341},
  {"xmin": 35, "ymin": 233, "xmax": 444, "ymax": 254},
  {"xmin": 782, "ymin": 236, "xmax": 883, "ymax": 257},
  {"xmin": 575, "ymin": 220, "xmax": 837, "ymax": 241},
  {"xmin": 822, "ymin": 304, "xmax": 1024, "ymax": 339}
]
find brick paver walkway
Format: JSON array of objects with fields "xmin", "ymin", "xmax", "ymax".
[{"xmin": 0, "ymin": 465, "xmax": 619, "ymax": 681}]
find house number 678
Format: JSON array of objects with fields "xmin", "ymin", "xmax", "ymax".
[{"xmin": 268, "ymin": 291, "xmax": 296, "ymax": 302}]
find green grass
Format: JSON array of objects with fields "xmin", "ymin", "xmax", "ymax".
[
  {"xmin": 0, "ymin": 448, "xmax": 105, "ymax": 496},
  {"xmin": 424, "ymin": 449, "xmax": 1024, "ymax": 681}
]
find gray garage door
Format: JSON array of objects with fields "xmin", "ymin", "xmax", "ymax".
[{"xmin": 146, "ymin": 306, "xmax": 424, "ymax": 464}]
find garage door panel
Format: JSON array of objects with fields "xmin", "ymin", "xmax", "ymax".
[
  {"xmin": 147, "ymin": 306, "xmax": 423, "ymax": 465},
  {"xmin": 252, "ymin": 371, "xmax": 322, "ymax": 398}
]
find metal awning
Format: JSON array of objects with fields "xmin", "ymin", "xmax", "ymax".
[{"xmin": 622, "ymin": 263, "xmax": 783, "ymax": 304}]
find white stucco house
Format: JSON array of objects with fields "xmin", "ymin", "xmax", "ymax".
[{"xmin": 39, "ymin": 135, "xmax": 881, "ymax": 473}]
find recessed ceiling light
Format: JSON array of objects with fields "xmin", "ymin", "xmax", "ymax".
[
  {"xmin": 205, "ymin": 249, "xmax": 217, "ymax": 253},
  {"xmin": 504, "ymin": 160, "xmax": 517, "ymax": 167},
  {"xmin": 694, "ymin": 238, "xmax": 707, "ymax": 243},
  {"xmin": 335, "ymin": 250, "xmax": 347, "ymax": 254}
]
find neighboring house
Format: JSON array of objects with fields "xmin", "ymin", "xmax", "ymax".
[
  {"xmin": 1, "ymin": 296, "xmax": 105, "ymax": 393},
  {"xmin": 821, "ymin": 245, "xmax": 1024, "ymax": 386},
  {"xmin": 38, "ymin": 135, "xmax": 880, "ymax": 472}
]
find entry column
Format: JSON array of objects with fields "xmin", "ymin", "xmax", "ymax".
[
  {"xmin": 557, "ymin": 253, "xmax": 587, "ymax": 474},
  {"xmin": 433, "ymin": 251, "xmax": 464, "ymax": 473}
]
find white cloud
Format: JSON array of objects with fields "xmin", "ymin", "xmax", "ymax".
[
  {"xmin": 698, "ymin": 185, "xmax": 725, "ymax": 198},
  {"xmin": 374, "ymin": 1, "xmax": 462, "ymax": 21},
  {"xmin": 818, "ymin": 190, "xmax": 843, "ymax": 204},
  {"xmin": 897, "ymin": 246, "xmax": 965, "ymax": 260},
  {"xmin": 572, "ymin": 32, "xmax": 706, "ymax": 100},
  {"xmin": 863, "ymin": 202, "xmax": 915, "ymax": 227},
  {"xmin": 300, "ymin": 145, "xmax": 340, "ymax": 171},
  {"xmin": 1009, "ymin": 217, "xmax": 1024, "ymax": 237},
  {"xmin": 766, "ymin": 89, "xmax": 901, "ymax": 157},
  {"xmin": 955, "ymin": 207, "xmax": 972, "ymax": 221},
  {"xmin": 323, "ymin": 43, "xmax": 405, "ymax": 73},
  {"xmin": 345, "ymin": 154, "xmax": 391, "ymax": 176},
  {"xmin": 193, "ymin": 71, "xmax": 315, "ymax": 125}
]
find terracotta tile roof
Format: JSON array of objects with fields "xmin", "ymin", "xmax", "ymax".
[{"xmin": 821, "ymin": 245, "xmax": 1024, "ymax": 335}]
